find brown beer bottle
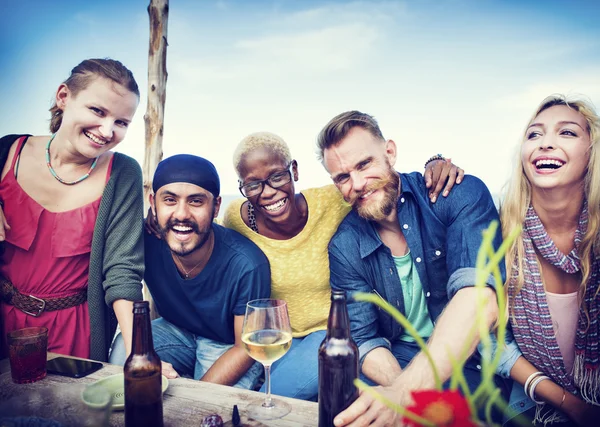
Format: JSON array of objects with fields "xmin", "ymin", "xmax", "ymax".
[
  {"xmin": 318, "ymin": 290, "xmax": 359, "ymax": 427},
  {"xmin": 124, "ymin": 301, "xmax": 164, "ymax": 427}
]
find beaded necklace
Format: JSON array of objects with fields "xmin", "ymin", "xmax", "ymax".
[{"xmin": 45, "ymin": 134, "xmax": 99, "ymax": 185}]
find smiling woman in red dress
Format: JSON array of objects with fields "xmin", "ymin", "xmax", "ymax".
[{"xmin": 0, "ymin": 59, "xmax": 144, "ymax": 361}]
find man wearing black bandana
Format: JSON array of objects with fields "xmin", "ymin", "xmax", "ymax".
[{"xmin": 110, "ymin": 154, "xmax": 270, "ymax": 389}]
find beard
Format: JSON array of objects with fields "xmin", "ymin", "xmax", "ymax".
[
  {"xmin": 348, "ymin": 166, "xmax": 400, "ymax": 222},
  {"xmin": 157, "ymin": 207, "xmax": 215, "ymax": 257}
]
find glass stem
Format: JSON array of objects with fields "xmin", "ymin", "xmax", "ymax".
[{"xmin": 263, "ymin": 364, "xmax": 273, "ymax": 408}]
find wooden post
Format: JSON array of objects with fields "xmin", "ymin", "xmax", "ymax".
[
  {"xmin": 144, "ymin": 0, "xmax": 169, "ymax": 319},
  {"xmin": 143, "ymin": 0, "xmax": 169, "ymax": 208}
]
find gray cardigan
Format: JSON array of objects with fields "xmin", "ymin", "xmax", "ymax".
[{"xmin": 0, "ymin": 134, "xmax": 144, "ymax": 361}]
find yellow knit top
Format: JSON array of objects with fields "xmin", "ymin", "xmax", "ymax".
[{"xmin": 223, "ymin": 185, "xmax": 351, "ymax": 337}]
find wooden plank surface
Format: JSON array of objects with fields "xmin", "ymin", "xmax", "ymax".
[{"xmin": 0, "ymin": 353, "xmax": 318, "ymax": 427}]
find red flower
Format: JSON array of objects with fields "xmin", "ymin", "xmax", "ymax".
[{"xmin": 402, "ymin": 389, "xmax": 476, "ymax": 427}]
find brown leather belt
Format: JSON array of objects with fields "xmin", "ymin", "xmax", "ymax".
[{"xmin": 0, "ymin": 275, "xmax": 87, "ymax": 317}]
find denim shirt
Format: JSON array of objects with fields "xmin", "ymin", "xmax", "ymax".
[{"xmin": 328, "ymin": 172, "xmax": 516, "ymax": 377}]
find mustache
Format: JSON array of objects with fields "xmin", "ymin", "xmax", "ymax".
[{"xmin": 346, "ymin": 179, "xmax": 390, "ymax": 206}]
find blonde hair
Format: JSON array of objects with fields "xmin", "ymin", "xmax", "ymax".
[
  {"xmin": 502, "ymin": 94, "xmax": 600, "ymax": 319},
  {"xmin": 232, "ymin": 132, "xmax": 293, "ymax": 177},
  {"xmin": 316, "ymin": 110, "xmax": 385, "ymax": 163}
]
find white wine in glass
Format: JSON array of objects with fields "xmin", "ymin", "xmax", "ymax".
[{"xmin": 241, "ymin": 299, "xmax": 293, "ymax": 420}]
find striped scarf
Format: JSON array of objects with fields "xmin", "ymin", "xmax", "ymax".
[{"xmin": 508, "ymin": 203, "xmax": 600, "ymax": 424}]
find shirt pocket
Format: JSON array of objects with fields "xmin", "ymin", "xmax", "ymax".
[
  {"xmin": 427, "ymin": 247, "xmax": 448, "ymax": 298},
  {"xmin": 51, "ymin": 206, "xmax": 98, "ymax": 258}
]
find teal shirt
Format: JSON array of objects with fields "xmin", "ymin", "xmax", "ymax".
[{"xmin": 394, "ymin": 251, "xmax": 434, "ymax": 342}]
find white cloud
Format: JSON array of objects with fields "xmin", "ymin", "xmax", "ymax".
[
  {"xmin": 168, "ymin": 2, "xmax": 402, "ymax": 83},
  {"xmin": 272, "ymin": 1, "xmax": 408, "ymax": 29},
  {"xmin": 171, "ymin": 58, "xmax": 238, "ymax": 85},
  {"xmin": 234, "ymin": 23, "xmax": 380, "ymax": 74},
  {"xmin": 493, "ymin": 69, "xmax": 600, "ymax": 112}
]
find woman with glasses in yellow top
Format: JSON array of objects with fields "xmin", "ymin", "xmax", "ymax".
[{"xmin": 223, "ymin": 131, "xmax": 463, "ymax": 401}]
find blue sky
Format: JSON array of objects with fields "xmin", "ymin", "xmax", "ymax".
[{"xmin": 1, "ymin": 0, "xmax": 599, "ymax": 197}]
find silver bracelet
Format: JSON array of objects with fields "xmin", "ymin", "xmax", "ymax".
[
  {"xmin": 528, "ymin": 375, "xmax": 550, "ymax": 404},
  {"xmin": 524, "ymin": 371, "xmax": 543, "ymax": 395}
]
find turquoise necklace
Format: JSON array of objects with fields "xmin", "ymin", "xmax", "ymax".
[{"xmin": 45, "ymin": 134, "xmax": 99, "ymax": 185}]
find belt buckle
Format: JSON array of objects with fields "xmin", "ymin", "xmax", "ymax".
[{"xmin": 23, "ymin": 295, "xmax": 46, "ymax": 317}]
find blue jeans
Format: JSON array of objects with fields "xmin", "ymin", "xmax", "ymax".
[
  {"xmin": 390, "ymin": 339, "xmax": 509, "ymax": 387},
  {"xmin": 384, "ymin": 340, "xmax": 511, "ymax": 423},
  {"xmin": 260, "ymin": 329, "xmax": 326, "ymax": 401},
  {"xmin": 109, "ymin": 317, "xmax": 263, "ymax": 390},
  {"xmin": 503, "ymin": 381, "xmax": 535, "ymax": 425}
]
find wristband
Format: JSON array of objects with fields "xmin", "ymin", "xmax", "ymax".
[{"xmin": 424, "ymin": 154, "xmax": 445, "ymax": 168}]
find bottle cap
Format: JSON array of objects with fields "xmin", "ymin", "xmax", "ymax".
[
  {"xmin": 331, "ymin": 290, "xmax": 346, "ymax": 299},
  {"xmin": 133, "ymin": 301, "xmax": 150, "ymax": 313}
]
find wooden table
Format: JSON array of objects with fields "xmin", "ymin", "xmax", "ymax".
[{"xmin": 0, "ymin": 353, "xmax": 318, "ymax": 426}]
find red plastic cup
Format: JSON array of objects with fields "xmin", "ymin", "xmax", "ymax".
[{"xmin": 7, "ymin": 327, "xmax": 48, "ymax": 384}]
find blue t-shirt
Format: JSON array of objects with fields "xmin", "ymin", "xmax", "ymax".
[{"xmin": 144, "ymin": 223, "xmax": 271, "ymax": 344}]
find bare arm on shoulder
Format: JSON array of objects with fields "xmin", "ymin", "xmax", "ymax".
[{"xmin": 423, "ymin": 157, "xmax": 464, "ymax": 203}]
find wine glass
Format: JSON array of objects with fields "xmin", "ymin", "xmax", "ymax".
[{"xmin": 241, "ymin": 298, "xmax": 293, "ymax": 420}]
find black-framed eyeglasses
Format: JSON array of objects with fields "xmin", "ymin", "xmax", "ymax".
[{"xmin": 239, "ymin": 163, "xmax": 293, "ymax": 198}]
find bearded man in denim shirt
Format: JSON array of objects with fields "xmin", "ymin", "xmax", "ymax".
[{"xmin": 316, "ymin": 111, "xmax": 514, "ymax": 426}]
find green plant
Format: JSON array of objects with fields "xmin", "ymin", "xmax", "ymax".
[{"xmin": 352, "ymin": 220, "xmax": 524, "ymax": 426}]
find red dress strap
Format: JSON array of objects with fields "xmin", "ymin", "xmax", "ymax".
[{"xmin": 9, "ymin": 135, "xmax": 29, "ymax": 174}]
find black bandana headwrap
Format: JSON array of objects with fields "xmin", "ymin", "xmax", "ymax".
[{"xmin": 152, "ymin": 154, "xmax": 220, "ymax": 197}]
